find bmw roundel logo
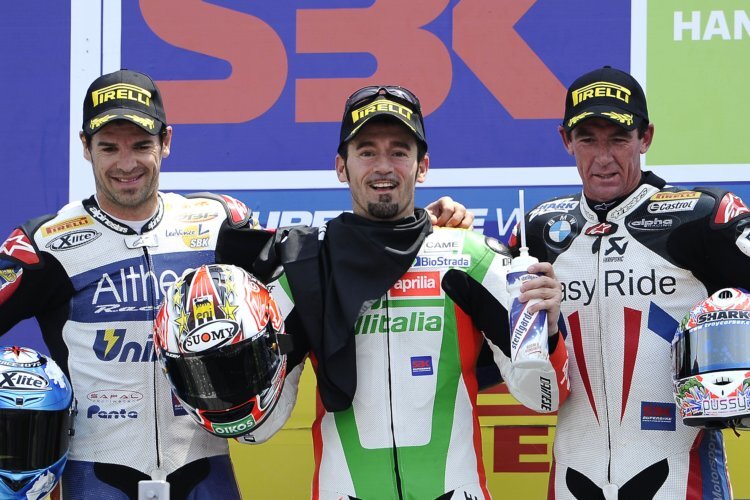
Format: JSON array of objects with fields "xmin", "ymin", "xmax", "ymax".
[{"xmin": 544, "ymin": 214, "xmax": 578, "ymax": 249}]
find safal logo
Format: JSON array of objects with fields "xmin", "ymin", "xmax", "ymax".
[
  {"xmin": 87, "ymin": 389, "xmax": 144, "ymax": 404},
  {"xmin": 181, "ymin": 320, "xmax": 239, "ymax": 352},
  {"xmin": 46, "ymin": 229, "xmax": 101, "ymax": 251},
  {"xmin": 0, "ymin": 370, "xmax": 49, "ymax": 391}
]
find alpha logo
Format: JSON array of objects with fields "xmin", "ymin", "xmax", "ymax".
[
  {"xmin": 585, "ymin": 222, "xmax": 615, "ymax": 236},
  {"xmin": 627, "ymin": 216, "xmax": 678, "ymax": 232},
  {"xmin": 45, "ymin": 229, "xmax": 101, "ymax": 251},
  {"xmin": 176, "ymin": 212, "xmax": 219, "ymax": 223},
  {"xmin": 0, "ymin": 266, "xmax": 22, "ymax": 306},
  {"xmin": 411, "ymin": 356, "xmax": 434, "ymax": 376},
  {"xmin": 413, "ymin": 254, "xmax": 471, "ymax": 268},
  {"xmin": 715, "ymin": 192, "xmax": 750, "ymax": 224},
  {"xmin": 354, "ymin": 311, "xmax": 442, "ymax": 335},
  {"xmin": 0, "ymin": 370, "xmax": 49, "ymax": 391},
  {"xmin": 603, "ymin": 237, "xmax": 628, "ymax": 262},
  {"xmin": 647, "ymin": 199, "xmax": 698, "ymax": 214},
  {"xmin": 0, "ymin": 229, "xmax": 39, "ymax": 265},
  {"xmin": 641, "ymin": 402, "xmax": 676, "ymax": 431},
  {"xmin": 351, "ymin": 98, "xmax": 413, "ymax": 124},
  {"xmin": 41, "ymin": 216, "xmax": 92, "ymax": 237},
  {"xmin": 181, "ymin": 320, "xmax": 239, "ymax": 352},
  {"xmin": 92, "ymin": 83, "xmax": 151, "ymax": 107},
  {"xmin": 87, "ymin": 405, "xmax": 139, "ymax": 419},
  {"xmin": 696, "ymin": 310, "xmax": 750, "ymax": 325},
  {"xmin": 93, "ymin": 330, "xmax": 156, "ymax": 363},
  {"xmin": 650, "ymin": 191, "xmax": 700, "ymax": 201},
  {"xmin": 391, "ymin": 271, "xmax": 441, "ymax": 297},
  {"xmin": 571, "ymin": 81, "xmax": 631, "ymax": 105},
  {"xmin": 528, "ymin": 198, "xmax": 579, "ymax": 221},
  {"xmin": 544, "ymin": 214, "xmax": 578, "ymax": 249},
  {"xmin": 87, "ymin": 389, "xmax": 144, "ymax": 404}
]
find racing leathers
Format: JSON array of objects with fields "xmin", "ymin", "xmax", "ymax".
[
  {"xmin": 240, "ymin": 214, "xmax": 570, "ymax": 500},
  {"xmin": 0, "ymin": 192, "xmax": 268, "ymax": 499},
  {"xmin": 515, "ymin": 172, "xmax": 750, "ymax": 499}
]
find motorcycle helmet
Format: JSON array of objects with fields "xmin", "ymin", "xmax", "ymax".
[
  {"xmin": 672, "ymin": 287, "xmax": 750, "ymax": 429},
  {"xmin": 0, "ymin": 346, "xmax": 75, "ymax": 500},
  {"xmin": 154, "ymin": 264, "xmax": 291, "ymax": 438}
]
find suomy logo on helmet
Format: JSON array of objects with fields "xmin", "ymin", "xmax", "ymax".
[
  {"xmin": 0, "ymin": 370, "xmax": 49, "ymax": 391},
  {"xmin": 181, "ymin": 320, "xmax": 239, "ymax": 352}
]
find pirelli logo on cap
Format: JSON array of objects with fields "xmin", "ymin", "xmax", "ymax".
[
  {"xmin": 572, "ymin": 81, "xmax": 631, "ymax": 106},
  {"xmin": 91, "ymin": 83, "xmax": 152, "ymax": 108},
  {"xmin": 42, "ymin": 216, "xmax": 93, "ymax": 237},
  {"xmin": 650, "ymin": 191, "xmax": 701, "ymax": 201},
  {"xmin": 601, "ymin": 111, "xmax": 633, "ymax": 127},
  {"xmin": 123, "ymin": 114, "xmax": 155, "ymax": 131},
  {"xmin": 567, "ymin": 111, "xmax": 593, "ymax": 129},
  {"xmin": 351, "ymin": 99, "xmax": 413, "ymax": 124}
]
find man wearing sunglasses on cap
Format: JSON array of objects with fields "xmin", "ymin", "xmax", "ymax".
[
  {"xmin": 240, "ymin": 86, "xmax": 571, "ymax": 499},
  {"xmin": 0, "ymin": 70, "xmax": 473, "ymax": 500}
]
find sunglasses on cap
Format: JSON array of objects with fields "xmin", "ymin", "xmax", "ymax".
[{"xmin": 344, "ymin": 85, "xmax": 423, "ymax": 116}]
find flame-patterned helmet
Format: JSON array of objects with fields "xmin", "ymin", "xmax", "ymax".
[
  {"xmin": 672, "ymin": 288, "xmax": 750, "ymax": 429},
  {"xmin": 0, "ymin": 346, "xmax": 75, "ymax": 500},
  {"xmin": 154, "ymin": 264, "xmax": 291, "ymax": 438}
]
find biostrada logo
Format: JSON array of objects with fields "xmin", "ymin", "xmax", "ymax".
[
  {"xmin": 413, "ymin": 254, "xmax": 471, "ymax": 268},
  {"xmin": 354, "ymin": 311, "xmax": 442, "ymax": 335}
]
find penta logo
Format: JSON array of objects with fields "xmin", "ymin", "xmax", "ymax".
[
  {"xmin": 0, "ymin": 370, "xmax": 49, "ymax": 391},
  {"xmin": 87, "ymin": 405, "xmax": 139, "ymax": 419},
  {"xmin": 181, "ymin": 320, "xmax": 239, "ymax": 352},
  {"xmin": 46, "ymin": 229, "xmax": 101, "ymax": 251}
]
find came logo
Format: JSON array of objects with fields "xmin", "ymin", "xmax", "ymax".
[
  {"xmin": 46, "ymin": 229, "xmax": 101, "ymax": 251},
  {"xmin": 391, "ymin": 271, "xmax": 441, "ymax": 297},
  {"xmin": 0, "ymin": 370, "xmax": 49, "ymax": 391},
  {"xmin": 93, "ymin": 329, "xmax": 155, "ymax": 363}
]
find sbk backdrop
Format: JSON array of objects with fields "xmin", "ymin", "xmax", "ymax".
[{"xmin": 3, "ymin": 1, "xmax": 750, "ymax": 497}]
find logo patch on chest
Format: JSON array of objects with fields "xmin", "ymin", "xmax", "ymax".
[{"xmin": 411, "ymin": 356, "xmax": 434, "ymax": 376}]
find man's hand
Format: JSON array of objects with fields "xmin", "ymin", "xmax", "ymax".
[
  {"xmin": 518, "ymin": 261, "xmax": 562, "ymax": 336},
  {"xmin": 425, "ymin": 196, "xmax": 474, "ymax": 229}
]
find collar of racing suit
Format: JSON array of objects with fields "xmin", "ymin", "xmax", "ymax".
[{"xmin": 584, "ymin": 171, "xmax": 667, "ymax": 221}]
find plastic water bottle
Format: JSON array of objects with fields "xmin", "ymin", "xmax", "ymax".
[
  {"xmin": 507, "ymin": 189, "xmax": 549, "ymax": 368},
  {"xmin": 507, "ymin": 249, "xmax": 549, "ymax": 367}
]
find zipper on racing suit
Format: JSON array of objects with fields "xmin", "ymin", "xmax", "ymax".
[
  {"xmin": 143, "ymin": 245, "xmax": 162, "ymax": 470},
  {"xmin": 384, "ymin": 294, "xmax": 405, "ymax": 499}
]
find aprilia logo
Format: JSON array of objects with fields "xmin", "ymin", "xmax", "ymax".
[{"xmin": 391, "ymin": 271, "xmax": 441, "ymax": 297}]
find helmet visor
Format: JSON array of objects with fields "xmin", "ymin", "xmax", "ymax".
[
  {"xmin": 0, "ymin": 408, "xmax": 71, "ymax": 471},
  {"xmin": 676, "ymin": 321, "xmax": 750, "ymax": 378},
  {"xmin": 163, "ymin": 333, "xmax": 280, "ymax": 412}
]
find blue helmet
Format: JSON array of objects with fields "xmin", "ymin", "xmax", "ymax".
[{"xmin": 0, "ymin": 346, "xmax": 75, "ymax": 499}]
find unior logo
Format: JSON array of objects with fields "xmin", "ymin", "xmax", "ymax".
[
  {"xmin": 181, "ymin": 320, "xmax": 239, "ymax": 352},
  {"xmin": 0, "ymin": 370, "xmax": 49, "ymax": 391},
  {"xmin": 46, "ymin": 229, "xmax": 101, "ymax": 250}
]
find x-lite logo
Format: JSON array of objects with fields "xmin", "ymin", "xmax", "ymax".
[{"xmin": 605, "ymin": 237, "xmax": 628, "ymax": 256}]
